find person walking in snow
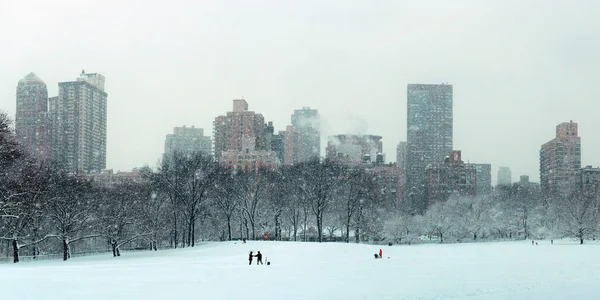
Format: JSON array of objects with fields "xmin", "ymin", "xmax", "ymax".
[
  {"xmin": 379, "ymin": 249, "xmax": 383, "ymax": 259},
  {"xmin": 249, "ymin": 251, "xmax": 254, "ymax": 265},
  {"xmin": 254, "ymin": 251, "xmax": 263, "ymax": 265}
]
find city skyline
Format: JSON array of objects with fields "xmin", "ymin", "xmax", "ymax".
[{"xmin": 2, "ymin": 1, "xmax": 600, "ymax": 183}]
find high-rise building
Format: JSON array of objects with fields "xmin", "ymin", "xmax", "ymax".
[
  {"xmin": 406, "ymin": 84, "xmax": 453, "ymax": 210},
  {"xmin": 396, "ymin": 141, "xmax": 408, "ymax": 203},
  {"xmin": 164, "ymin": 126, "xmax": 211, "ymax": 156},
  {"xmin": 271, "ymin": 131, "xmax": 285, "ymax": 164},
  {"xmin": 50, "ymin": 70, "xmax": 107, "ymax": 174},
  {"xmin": 579, "ymin": 165, "xmax": 600, "ymax": 196},
  {"xmin": 396, "ymin": 141, "xmax": 407, "ymax": 171},
  {"xmin": 425, "ymin": 150, "xmax": 476, "ymax": 204},
  {"xmin": 497, "ymin": 167, "xmax": 512, "ymax": 186},
  {"xmin": 264, "ymin": 121, "xmax": 275, "ymax": 151},
  {"xmin": 283, "ymin": 125, "xmax": 301, "ymax": 165},
  {"xmin": 468, "ymin": 163, "xmax": 492, "ymax": 195},
  {"xmin": 15, "ymin": 73, "xmax": 50, "ymax": 159},
  {"xmin": 288, "ymin": 107, "xmax": 320, "ymax": 163},
  {"xmin": 540, "ymin": 121, "xmax": 581, "ymax": 196},
  {"xmin": 213, "ymin": 99, "xmax": 266, "ymax": 161}
]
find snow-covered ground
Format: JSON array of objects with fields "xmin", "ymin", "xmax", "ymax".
[{"xmin": 1, "ymin": 240, "xmax": 599, "ymax": 299}]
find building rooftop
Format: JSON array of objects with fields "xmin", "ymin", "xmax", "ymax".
[{"xmin": 18, "ymin": 72, "xmax": 45, "ymax": 85}]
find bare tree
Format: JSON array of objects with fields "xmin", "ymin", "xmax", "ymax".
[
  {"xmin": 153, "ymin": 152, "xmax": 186, "ymax": 248},
  {"xmin": 98, "ymin": 183, "xmax": 149, "ymax": 257},
  {"xmin": 212, "ymin": 167, "xmax": 240, "ymax": 241},
  {"xmin": 47, "ymin": 174, "xmax": 100, "ymax": 260},
  {"xmin": 237, "ymin": 168, "xmax": 269, "ymax": 240},
  {"xmin": 297, "ymin": 159, "xmax": 341, "ymax": 243},
  {"xmin": 178, "ymin": 153, "xmax": 219, "ymax": 247},
  {"xmin": 0, "ymin": 158, "xmax": 54, "ymax": 263},
  {"xmin": 336, "ymin": 168, "xmax": 375, "ymax": 243},
  {"xmin": 423, "ymin": 198, "xmax": 457, "ymax": 243},
  {"xmin": 557, "ymin": 192, "xmax": 599, "ymax": 244}
]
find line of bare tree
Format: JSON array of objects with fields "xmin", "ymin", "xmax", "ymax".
[
  {"xmin": 3, "ymin": 111, "xmax": 598, "ymax": 264},
  {"xmin": 384, "ymin": 183, "xmax": 600, "ymax": 245}
]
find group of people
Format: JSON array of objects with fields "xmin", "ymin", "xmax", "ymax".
[
  {"xmin": 532, "ymin": 240, "xmax": 554, "ymax": 245},
  {"xmin": 249, "ymin": 251, "xmax": 266, "ymax": 265},
  {"xmin": 374, "ymin": 248, "xmax": 383, "ymax": 259}
]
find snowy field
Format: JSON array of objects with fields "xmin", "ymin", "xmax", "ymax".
[{"xmin": 1, "ymin": 240, "xmax": 599, "ymax": 300}]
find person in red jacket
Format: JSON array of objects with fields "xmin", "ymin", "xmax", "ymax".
[{"xmin": 379, "ymin": 249, "xmax": 383, "ymax": 259}]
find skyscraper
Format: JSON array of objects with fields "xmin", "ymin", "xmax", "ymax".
[
  {"xmin": 540, "ymin": 121, "xmax": 581, "ymax": 197},
  {"xmin": 15, "ymin": 73, "xmax": 50, "ymax": 159},
  {"xmin": 396, "ymin": 141, "xmax": 407, "ymax": 171},
  {"xmin": 50, "ymin": 70, "xmax": 107, "ymax": 174},
  {"xmin": 467, "ymin": 163, "xmax": 492, "ymax": 195},
  {"xmin": 164, "ymin": 126, "xmax": 211, "ymax": 156},
  {"xmin": 289, "ymin": 107, "xmax": 320, "ymax": 163},
  {"xmin": 497, "ymin": 167, "xmax": 512, "ymax": 186},
  {"xmin": 406, "ymin": 84, "xmax": 453, "ymax": 211},
  {"xmin": 213, "ymin": 99, "xmax": 267, "ymax": 162}
]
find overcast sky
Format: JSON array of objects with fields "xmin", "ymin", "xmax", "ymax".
[{"xmin": 1, "ymin": 0, "xmax": 599, "ymax": 184}]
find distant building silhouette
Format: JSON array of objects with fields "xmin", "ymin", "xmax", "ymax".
[
  {"xmin": 213, "ymin": 99, "xmax": 267, "ymax": 162},
  {"xmin": 579, "ymin": 165, "xmax": 600, "ymax": 196},
  {"xmin": 284, "ymin": 107, "xmax": 320, "ymax": 164},
  {"xmin": 425, "ymin": 150, "xmax": 476, "ymax": 204},
  {"xmin": 50, "ymin": 70, "xmax": 107, "ymax": 174},
  {"xmin": 497, "ymin": 167, "xmax": 512, "ymax": 186},
  {"xmin": 540, "ymin": 121, "xmax": 581, "ymax": 196},
  {"xmin": 164, "ymin": 126, "xmax": 211, "ymax": 156},
  {"xmin": 468, "ymin": 163, "xmax": 492, "ymax": 195},
  {"xmin": 213, "ymin": 99, "xmax": 278, "ymax": 170},
  {"xmin": 15, "ymin": 73, "xmax": 50, "ymax": 160},
  {"xmin": 406, "ymin": 83, "xmax": 453, "ymax": 212}
]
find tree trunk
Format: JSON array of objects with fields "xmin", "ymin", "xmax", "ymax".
[
  {"xmin": 153, "ymin": 233, "xmax": 158, "ymax": 251},
  {"xmin": 244, "ymin": 218, "xmax": 250, "ymax": 240},
  {"xmin": 473, "ymin": 233, "xmax": 477, "ymax": 240},
  {"xmin": 12, "ymin": 239, "xmax": 19, "ymax": 263},
  {"xmin": 173, "ymin": 211, "xmax": 178, "ymax": 249},
  {"xmin": 274, "ymin": 215, "xmax": 280, "ymax": 241},
  {"xmin": 186, "ymin": 218, "xmax": 192, "ymax": 247},
  {"xmin": 116, "ymin": 247, "xmax": 121, "ymax": 256},
  {"xmin": 345, "ymin": 223, "xmax": 351, "ymax": 243},
  {"xmin": 303, "ymin": 212, "xmax": 308, "ymax": 242},
  {"xmin": 293, "ymin": 226, "xmax": 297, "ymax": 242},
  {"xmin": 355, "ymin": 208, "xmax": 362, "ymax": 243},
  {"xmin": 239, "ymin": 216, "xmax": 244, "ymax": 240},
  {"xmin": 316, "ymin": 214, "xmax": 323, "ymax": 243},
  {"xmin": 191, "ymin": 216, "xmax": 196, "ymax": 247},
  {"xmin": 63, "ymin": 238, "xmax": 69, "ymax": 261},
  {"xmin": 111, "ymin": 241, "xmax": 117, "ymax": 257},
  {"xmin": 226, "ymin": 215, "xmax": 232, "ymax": 241}
]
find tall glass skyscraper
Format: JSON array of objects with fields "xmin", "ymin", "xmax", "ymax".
[
  {"xmin": 406, "ymin": 83, "xmax": 453, "ymax": 212},
  {"xmin": 15, "ymin": 73, "xmax": 50, "ymax": 160}
]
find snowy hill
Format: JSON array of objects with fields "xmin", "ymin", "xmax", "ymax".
[{"xmin": 1, "ymin": 240, "xmax": 599, "ymax": 299}]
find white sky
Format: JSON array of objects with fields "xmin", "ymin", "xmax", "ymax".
[{"xmin": 1, "ymin": 0, "xmax": 599, "ymax": 183}]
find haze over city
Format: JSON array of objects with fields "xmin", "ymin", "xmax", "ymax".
[{"xmin": 2, "ymin": 0, "xmax": 599, "ymax": 183}]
